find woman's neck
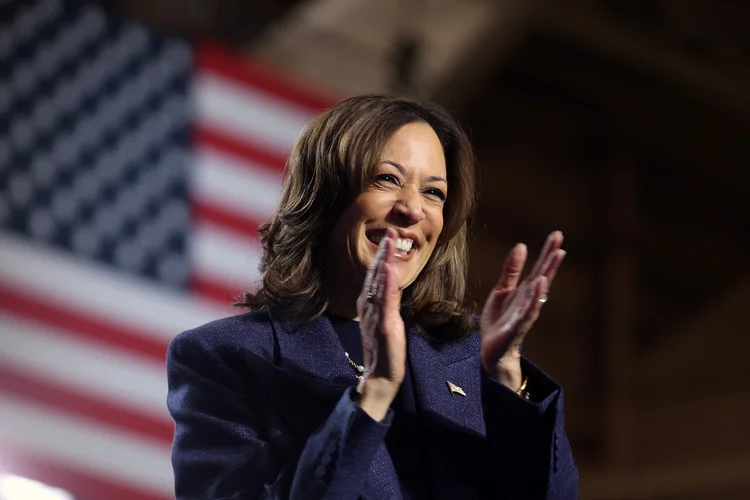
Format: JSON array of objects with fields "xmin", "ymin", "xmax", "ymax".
[
  {"xmin": 325, "ymin": 298, "xmax": 360, "ymax": 321},
  {"xmin": 323, "ymin": 255, "xmax": 364, "ymax": 320},
  {"xmin": 323, "ymin": 253, "xmax": 404, "ymax": 321},
  {"xmin": 326, "ymin": 284, "xmax": 404, "ymax": 322}
]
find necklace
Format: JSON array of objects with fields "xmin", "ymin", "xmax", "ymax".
[{"xmin": 344, "ymin": 352, "xmax": 365, "ymax": 380}]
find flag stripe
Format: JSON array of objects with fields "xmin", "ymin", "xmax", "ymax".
[
  {"xmin": 196, "ymin": 43, "xmax": 336, "ymax": 112},
  {"xmin": 191, "ymin": 224, "xmax": 262, "ymax": 292},
  {"xmin": 0, "ymin": 285, "xmax": 168, "ymax": 362},
  {"xmin": 0, "ymin": 445, "xmax": 172, "ymax": 500},
  {"xmin": 0, "ymin": 395, "xmax": 173, "ymax": 495},
  {"xmin": 0, "ymin": 366, "xmax": 173, "ymax": 444},
  {"xmin": 0, "ymin": 312, "xmax": 168, "ymax": 418},
  {"xmin": 193, "ymin": 144, "xmax": 283, "ymax": 219},
  {"xmin": 190, "ymin": 274, "xmax": 248, "ymax": 305},
  {"xmin": 193, "ymin": 201, "xmax": 264, "ymax": 240},
  {"xmin": 195, "ymin": 125, "xmax": 288, "ymax": 175},
  {"xmin": 194, "ymin": 72, "xmax": 311, "ymax": 157},
  {"xmin": 190, "ymin": 143, "xmax": 282, "ymax": 220},
  {"xmin": 0, "ymin": 234, "xmax": 226, "ymax": 339}
]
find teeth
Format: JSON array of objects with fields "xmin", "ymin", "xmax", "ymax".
[
  {"xmin": 395, "ymin": 238, "xmax": 413, "ymax": 253},
  {"xmin": 368, "ymin": 233, "xmax": 414, "ymax": 253}
]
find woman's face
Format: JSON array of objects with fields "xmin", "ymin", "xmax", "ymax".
[{"xmin": 330, "ymin": 122, "xmax": 448, "ymax": 290}]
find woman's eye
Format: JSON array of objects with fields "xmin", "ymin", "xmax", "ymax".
[
  {"xmin": 376, "ymin": 174, "xmax": 399, "ymax": 185},
  {"xmin": 425, "ymin": 188, "xmax": 446, "ymax": 201}
]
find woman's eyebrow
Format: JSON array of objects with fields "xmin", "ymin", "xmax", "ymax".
[{"xmin": 381, "ymin": 159, "xmax": 448, "ymax": 184}]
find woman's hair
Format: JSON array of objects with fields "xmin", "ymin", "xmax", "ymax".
[{"xmin": 236, "ymin": 94, "xmax": 478, "ymax": 341}]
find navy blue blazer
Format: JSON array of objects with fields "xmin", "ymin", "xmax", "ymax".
[{"xmin": 167, "ymin": 308, "xmax": 578, "ymax": 500}]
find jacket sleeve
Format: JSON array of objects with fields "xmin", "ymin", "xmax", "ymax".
[
  {"xmin": 481, "ymin": 357, "xmax": 578, "ymax": 500},
  {"xmin": 166, "ymin": 331, "xmax": 392, "ymax": 500}
]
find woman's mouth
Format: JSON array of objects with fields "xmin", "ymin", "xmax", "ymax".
[{"xmin": 366, "ymin": 231, "xmax": 417, "ymax": 258}]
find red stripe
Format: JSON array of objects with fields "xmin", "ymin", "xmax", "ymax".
[
  {"xmin": 193, "ymin": 200, "xmax": 264, "ymax": 239},
  {"xmin": 0, "ymin": 285, "xmax": 167, "ymax": 363},
  {"xmin": 195, "ymin": 124, "xmax": 289, "ymax": 175},
  {"xmin": 0, "ymin": 446, "xmax": 171, "ymax": 500},
  {"xmin": 0, "ymin": 366, "xmax": 173, "ymax": 444},
  {"xmin": 190, "ymin": 275, "xmax": 246, "ymax": 307},
  {"xmin": 196, "ymin": 41, "xmax": 338, "ymax": 112}
]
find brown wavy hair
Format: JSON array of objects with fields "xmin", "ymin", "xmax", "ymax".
[{"xmin": 236, "ymin": 94, "xmax": 478, "ymax": 341}]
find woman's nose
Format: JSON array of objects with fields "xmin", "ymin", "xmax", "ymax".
[{"xmin": 393, "ymin": 188, "xmax": 425, "ymax": 223}]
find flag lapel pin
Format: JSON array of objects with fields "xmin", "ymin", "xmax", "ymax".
[{"xmin": 446, "ymin": 381, "xmax": 466, "ymax": 397}]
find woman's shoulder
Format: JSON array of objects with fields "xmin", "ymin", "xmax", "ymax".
[{"xmin": 168, "ymin": 308, "xmax": 276, "ymax": 361}]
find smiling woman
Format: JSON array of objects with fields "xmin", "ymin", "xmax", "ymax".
[
  {"xmin": 167, "ymin": 95, "xmax": 578, "ymax": 500},
  {"xmin": 331, "ymin": 123, "xmax": 447, "ymax": 294},
  {"xmin": 238, "ymin": 96, "xmax": 478, "ymax": 339}
]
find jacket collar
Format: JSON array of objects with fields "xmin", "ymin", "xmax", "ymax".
[
  {"xmin": 268, "ymin": 308, "xmax": 357, "ymax": 388},
  {"xmin": 268, "ymin": 309, "xmax": 486, "ymax": 437},
  {"xmin": 406, "ymin": 326, "xmax": 486, "ymax": 437}
]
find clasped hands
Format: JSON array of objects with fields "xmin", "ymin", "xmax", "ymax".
[{"xmin": 354, "ymin": 228, "xmax": 565, "ymax": 421}]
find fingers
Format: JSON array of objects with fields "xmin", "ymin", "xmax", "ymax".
[
  {"xmin": 517, "ymin": 275, "xmax": 549, "ymax": 335},
  {"xmin": 543, "ymin": 249, "xmax": 566, "ymax": 285},
  {"xmin": 494, "ymin": 243, "xmax": 527, "ymax": 292},
  {"xmin": 373, "ymin": 229, "xmax": 396, "ymax": 305},
  {"xmin": 357, "ymin": 229, "xmax": 396, "ymax": 315},
  {"xmin": 373, "ymin": 241, "xmax": 390, "ymax": 306},
  {"xmin": 357, "ymin": 229, "xmax": 406, "ymax": 390},
  {"xmin": 359, "ymin": 241, "xmax": 385, "ymax": 303},
  {"xmin": 381, "ymin": 261, "xmax": 399, "ymax": 314},
  {"xmin": 528, "ymin": 231, "xmax": 563, "ymax": 279},
  {"xmin": 375, "ymin": 233, "xmax": 402, "ymax": 321},
  {"xmin": 359, "ymin": 229, "xmax": 391, "ymax": 299},
  {"xmin": 494, "ymin": 231, "xmax": 565, "ymax": 300},
  {"xmin": 482, "ymin": 234, "xmax": 564, "ymax": 364}
]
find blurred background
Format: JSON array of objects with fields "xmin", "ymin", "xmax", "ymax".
[{"xmin": 0, "ymin": 0, "xmax": 748, "ymax": 499}]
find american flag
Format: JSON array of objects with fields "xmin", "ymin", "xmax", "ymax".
[{"xmin": 0, "ymin": 1, "xmax": 334, "ymax": 499}]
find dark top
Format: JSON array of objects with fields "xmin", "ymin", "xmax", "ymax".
[
  {"xmin": 327, "ymin": 313, "xmax": 430, "ymax": 499},
  {"xmin": 166, "ymin": 309, "xmax": 580, "ymax": 499}
]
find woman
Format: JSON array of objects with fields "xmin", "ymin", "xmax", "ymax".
[{"xmin": 167, "ymin": 95, "xmax": 578, "ymax": 499}]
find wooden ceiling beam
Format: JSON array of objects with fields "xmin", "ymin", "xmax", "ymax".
[{"xmin": 530, "ymin": 3, "xmax": 750, "ymax": 118}]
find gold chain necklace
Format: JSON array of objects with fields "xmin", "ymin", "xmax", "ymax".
[{"xmin": 344, "ymin": 352, "xmax": 365, "ymax": 380}]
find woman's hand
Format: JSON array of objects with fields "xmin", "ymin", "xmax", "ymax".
[
  {"xmin": 479, "ymin": 231, "xmax": 566, "ymax": 391},
  {"xmin": 355, "ymin": 228, "xmax": 406, "ymax": 421}
]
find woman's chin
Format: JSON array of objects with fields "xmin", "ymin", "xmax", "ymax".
[
  {"xmin": 394, "ymin": 267, "xmax": 419, "ymax": 291},
  {"xmin": 360, "ymin": 244, "xmax": 418, "ymax": 289}
]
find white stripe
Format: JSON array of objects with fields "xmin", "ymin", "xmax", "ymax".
[
  {"xmin": 0, "ymin": 394, "xmax": 173, "ymax": 496},
  {"xmin": 193, "ymin": 146, "xmax": 283, "ymax": 222},
  {"xmin": 192, "ymin": 224, "xmax": 262, "ymax": 291},
  {"xmin": 194, "ymin": 72, "xmax": 315, "ymax": 156},
  {"xmin": 0, "ymin": 233, "xmax": 228, "ymax": 341},
  {"xmin": 0, "ymin": 312, "xmax": 169, "ymax": 421}
]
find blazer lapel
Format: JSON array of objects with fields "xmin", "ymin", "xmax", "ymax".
[
  {"xmin": 269, "ymin": 310, "xmax": 357, "ymax": 387},
  {"xmin": 269, "ymin": 310, "xmax": 487, "ymax": 440},
  {"xmin": 266, "ymin": 311, "xmax": 358, "ymax": 440},
  {"xmin": 269, "ymin": 310, "xmax": 399, "ymax": 497},
  {"xmin": 407, "ymin": 326, "xmax": 487, "ymax": 438}
]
